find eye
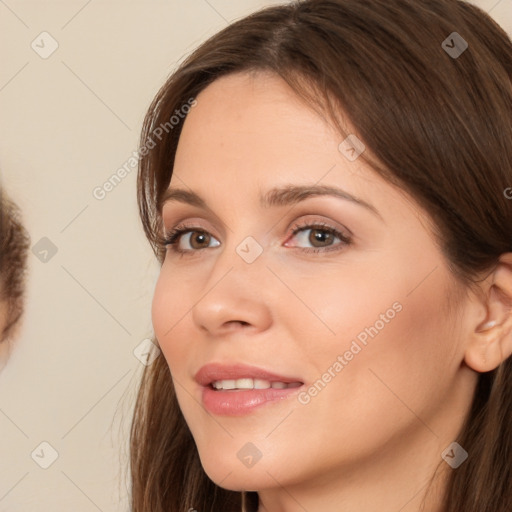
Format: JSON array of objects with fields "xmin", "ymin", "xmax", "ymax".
[
  {"xmin": 163, "ymin": 220, "xmax": 352, "ymax": 256},
  {"xmin": 164, "ymin": 225, "xmax": 220, "ymax": 254},
  {"xmin": 285, "ymin": 221, "xmax": 352, "ymax": 253}
]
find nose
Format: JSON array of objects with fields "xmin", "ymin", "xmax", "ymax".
[{"xmin": 191, "ymin": 248, "xmax": 273, "ymax": 337}]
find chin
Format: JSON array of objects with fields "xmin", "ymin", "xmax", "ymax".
[{"xmin": 198, "ymin": 450, "xmax": 283, "ymax": 491}]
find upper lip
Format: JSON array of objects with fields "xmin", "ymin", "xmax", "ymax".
[{"xmin": 194, "ymin": 363, "xmax": 304, "ymax": 386}]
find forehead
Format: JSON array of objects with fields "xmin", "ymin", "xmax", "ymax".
[
  {"xmin": 177, "ymin": 71, "xmax": 335, "ymax": 155},
  {"xmin": 173, "ymin": 72, "xmax": 352, "ymax": 191}
]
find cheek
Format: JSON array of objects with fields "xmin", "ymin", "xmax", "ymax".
[
  {"xmin": 298, "ymin": 268, "xmax": 456, "ymax": 445},
  {"xmin": 283, "ymin": 247, "xmax": 451, "ymax": 371},
  {"xmin": 283, "ymin": 258, "xmax": 456, "ymax": 433},
  {"xmin": 151, "ymin": 271, "xmax": 172, "ymax": 345},
  {"xmin": 151, "ymin": 266, "xmax": 191, "ymax": 370},
  {"xmin": 151, "ymin": 269, "xmax": 204, "ymax": 426}
]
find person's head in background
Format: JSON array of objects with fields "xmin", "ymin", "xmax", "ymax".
[
  {"xmin": 131, "ymin": 0, "xmax": 512, "ymax": 511},
  {"xmin": 0, "ymin": 187, "xmax": 29, "ymax": 354}
]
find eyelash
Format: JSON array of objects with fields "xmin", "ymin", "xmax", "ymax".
[{"xmin": 163, "ymin": 220, "xmax": 352, "ymax": 257}]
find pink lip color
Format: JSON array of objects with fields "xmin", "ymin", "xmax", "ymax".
[{"xmin": 195, "ymin": 363, "xmax": 304, "ymax": 416}]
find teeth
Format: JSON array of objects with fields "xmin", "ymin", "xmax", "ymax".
[
  {"xmin": 221, "ymin": 379, "xmax": 236, "ymax": 390},
  {"xmin": 235, "ymin": 378, "xmax": 254, "ymax": 389},
  {"xmin": 211, "ymin": 378, "xmax": 301, "ymax": 390},
  {"xmin": 254, "ymin": 379, "xmax": 271, "ymax": 389}
]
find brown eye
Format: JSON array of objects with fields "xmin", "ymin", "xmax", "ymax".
[
  {"xmin": 164, "ymin": 227, "xmax": 221, "ymax": 253},
  {"xmin": 189, "ymin": 231, "xmax": 211, "ymax": 249},
  {"xmin": 309, "ymin": 228, "xmax": 335, "ymax": 247},
  {"xmin": 285, "ymin": 222, "xmax": 352, "ymax": 254}
]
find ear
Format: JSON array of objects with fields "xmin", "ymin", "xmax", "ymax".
[{"xmin": 464, "ymin": 253, "xmax": 512, "ymax": 373}]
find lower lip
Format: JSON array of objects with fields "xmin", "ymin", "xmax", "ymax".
[{"xmin": 201, "ymin": 385, "xmax": 302, "ymax": 416}]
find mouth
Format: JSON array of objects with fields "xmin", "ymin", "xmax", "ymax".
[{"xmin": 195, "ymin": 363, "xmax": 305, "ymax": 416}]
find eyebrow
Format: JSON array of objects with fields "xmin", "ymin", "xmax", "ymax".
[{"xmin": 160, "ymin": 184, "xmax": 383, "ymax": 220}]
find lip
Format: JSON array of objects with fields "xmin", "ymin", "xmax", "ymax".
[{"xmin": 195, "ymin": 363, "xmax": 304, "ymax": 416}]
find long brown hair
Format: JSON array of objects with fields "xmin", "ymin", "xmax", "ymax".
[
  {"xmin": 131, "ymin": 1, "xmax": 512, "ymax": 510},
  {"xmin": 0, "ymin": 188, "xmax": 29, "ymax": 342}
]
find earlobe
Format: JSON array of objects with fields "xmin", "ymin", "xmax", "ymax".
[
  {"xmin": 464, "ymin": 332, "xmax": 504, "ymax": 373},
  {"xmin": 464, "ymin": 253, "xmax": 512, "ymax": 373}
]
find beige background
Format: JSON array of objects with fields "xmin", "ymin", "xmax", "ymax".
[{"xmin": 0, "ymin": 1, "xmax": 510, "ymax": 510}]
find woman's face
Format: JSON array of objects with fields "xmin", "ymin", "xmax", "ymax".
[{"xmin": 152, "ymin": 72, "xmax": 477, "ymax": 504}]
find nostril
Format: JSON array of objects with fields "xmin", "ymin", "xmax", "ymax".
[
  {"xmin": 226, "ymin": 320, "xmax": 250, "ymax": 327},
  {"xmin": 218, "ymin": 320, "xmax": 253, "ymax": 332}
]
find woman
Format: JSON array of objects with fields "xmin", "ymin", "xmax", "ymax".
[
  {"xmin": 130, "ymin": 0, "xmax": 512, "ymax": 510},
  {"xmin": 0, "ymin": 188, "xmax": 29, "ymax": 358}
]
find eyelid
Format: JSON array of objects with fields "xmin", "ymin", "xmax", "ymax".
[
  {"xmin": 162, "ymin": 218, "xmax": 219, "ymax": 240},
  {"xmin": 286, "ymin": 216, "xmax": 352, "ymax": 239}
]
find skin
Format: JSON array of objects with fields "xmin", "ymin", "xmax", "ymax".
[{"xmin": 152, "ymin": 71, "xmax": 512, "ymax": 512}]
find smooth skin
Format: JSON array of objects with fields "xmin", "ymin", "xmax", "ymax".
[{"xmin": 152, "ymin": 71, "xmax": 512, "ymax": 512}]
